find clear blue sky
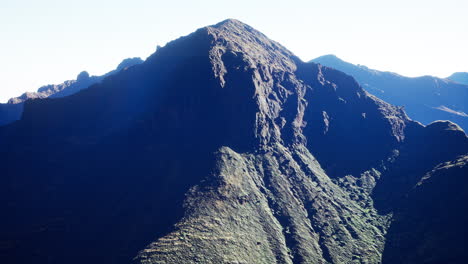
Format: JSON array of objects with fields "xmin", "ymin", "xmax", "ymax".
[{"xmin": 1, "ymin": 0, "xmax": 467, "ymax": 102}]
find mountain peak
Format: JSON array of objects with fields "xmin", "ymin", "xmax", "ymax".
[
  {"xmin": 312, "ymin": 54, "xmax": 348, "ymax": 66},
  {"xmin": 1, "ymin": 19, "xmax": 467, "ymax": 264},
  {"xmin": 150, "ymin": 19, "xmax": 296, "ymax": 72},
  {"xmin": 77, "ymin": 71, "xmax": 90, "ymax": 81},
  {"xmin": 116, "ymin": 57, "xmax": 144, "ymax": 71},
  {"xmin": 315, "ymin": 54, "xmax": 341, "ymax": 60},
  {"xmin": 201, "ymin": 19, "xmax": 298, "ymax": 83},
  {"xmin": 212, "ymin": 18, "xmax": 247, "ymax": 28},
  {"xmin": 447, "ymin": 72, "xmax": 468, "ymax": 85},
  {"xmin": 205, "ymin": 18, "xmax": 275, "ymax": 44}
]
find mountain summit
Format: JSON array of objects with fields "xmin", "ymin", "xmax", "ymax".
[
  {"xmin": 448, "ymin": 72, "xmax": 468, "ymax": 85},
  {"xmin": 0, "ymin": 19, "xmax": 467, "ymax": 264}
]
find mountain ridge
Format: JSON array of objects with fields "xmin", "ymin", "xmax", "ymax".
[
  {"xmin": 0, "ymin": 19, "xmax": 467, "ymax": 264},
  {"xmin": 0, "ymin": 57, "xmax": 143, "ymax": 126},
  {"xmin": 311, "ymin": 54, "xmax": 468, "ymax": 132}
]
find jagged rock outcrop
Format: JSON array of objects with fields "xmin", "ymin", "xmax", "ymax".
[
  {"xmin": 312, "ymin": 55, "xmax": 468, "ymax": 131},
  {"xmin": 0, "ymin": 57, "xmax": 143, "ymax": 126},
  {"xmin": 0, "ymin": 19, "xmax": 466, "ymax": 264}
]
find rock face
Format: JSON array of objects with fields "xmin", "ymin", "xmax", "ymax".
[
  {"xmin": 0, "ymin": 19, "xmax": 467, "ymax": 264},
  {"xmin": 312, "ymin": 55, "xmax": 468, "ymax": 131},
  {"xmin": 0, "ymin": 57, "xmax": 143, "ymax": 126},
  {"xmin": 448, "ymin": 72, "xmax": 468, "ymax": 85}
]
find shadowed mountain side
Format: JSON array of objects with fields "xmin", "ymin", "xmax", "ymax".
[
  {"xmin": 0, "ymin": 22, "xmax": 264, "ymax": 264},
  {"xmin": 0, "ymin": 19, "xmax": 466, "ymax": 264},
  {"xmin": 382, "ymin": 155, "xmax": 468, "ymax": 263},
  {"xmin": 0, "ymin": 103, "xmax": 23, "ymax": 127},
  {"xmin": 372, "ymin": 120, "xmax": 468, "ymax": 212},
  {"xmin": 312, "ymin": 55, "xmax": 468, "ymax": 131},
  {"xmin": 0, "ymin": 57, "xmax": 143, "ymax": 126}
]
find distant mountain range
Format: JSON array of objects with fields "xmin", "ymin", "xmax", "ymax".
[
  {"xmin": 312, "ymin": 55, "xmax": 468, "ymax": 131},
  {"xmin": 448, "ymin": 72, "xmax": 468, "ymax": 85},
  {"xmin": 0, "ymin": 57, "xmax": 143, "ymax": 126},
  {"xmin": 0, "ymin": 20, "xmax": 466, "ymax": 264}
]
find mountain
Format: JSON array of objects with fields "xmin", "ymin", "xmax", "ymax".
[
  {"xmin": 448, "ymin": 72, "xmax": 468, "ymax": 85},
  {"xmin": 0, "ymin": 19, "xmax": 467, "ymax": 264},
  {"xmin": 312, "ymin": 55, "xmax": 468, "ymax": 131},
  {"xmin": 0, "ymin": 57, "xmax": 143, "ymax": 126}
]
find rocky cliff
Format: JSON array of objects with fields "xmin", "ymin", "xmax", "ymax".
[{"xmin": 0, "ymin": 19, "xmax": 466, "ymax": 264}]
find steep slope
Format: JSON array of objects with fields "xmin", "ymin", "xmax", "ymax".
[
  {"xmin": 0, "ymin": 19, "xmax": 467, "ymax": 264},
  {"xmin": 448, "ymin": 72, "xmax": 468, "ymax": 85},
  {"xmin": 382, "ymin": 155, "xmax": 468, "ymax": 263},
  {"xmin": 137, "ymin": 144, "xmax": 390, "ymax": 264},
  {"xmin": 0, "ymin": 57, "xmax": 143, "ymax": 126},
  {"xmin": 312, "ymin": 55, "xmax": 468, "ymax": 131}
]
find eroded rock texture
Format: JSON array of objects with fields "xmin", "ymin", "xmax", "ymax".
[{"xmin": 0, "ymin": 19, "xmax": 467, "ymax": 264}]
